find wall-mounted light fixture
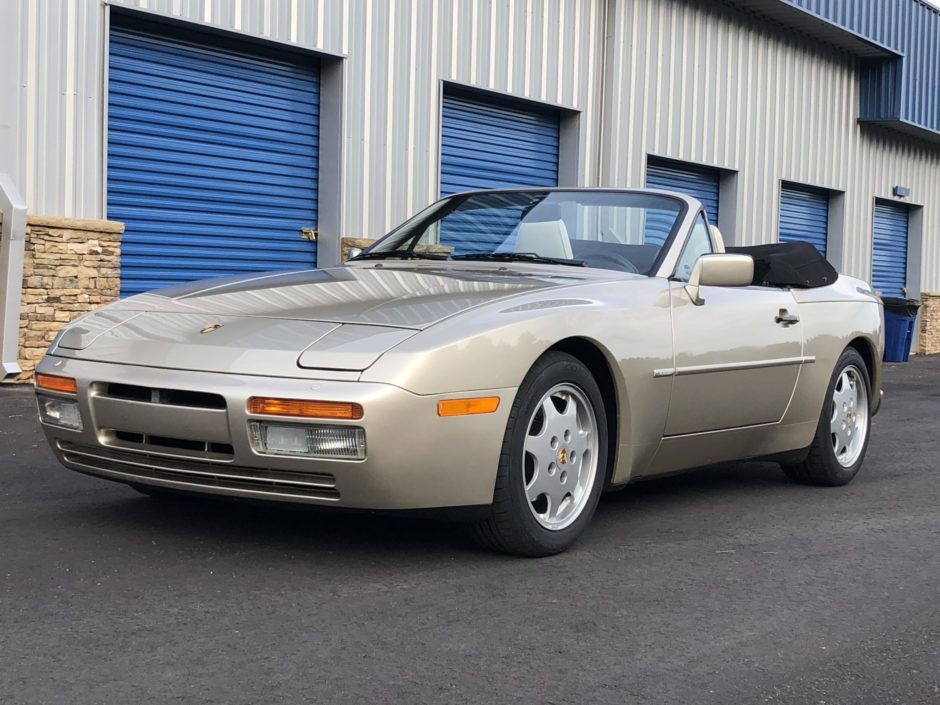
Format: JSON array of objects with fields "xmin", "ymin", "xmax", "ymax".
[{"xmin": 893, "ymin": 185, "xmax": 911, "ymax": 198}]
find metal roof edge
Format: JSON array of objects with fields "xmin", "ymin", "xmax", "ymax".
[
  {"xmin": 858, "ymin": 117, "xmax": 940, "ymax": 146},
  {"xmin": 723, "ymin": 0, "xmax": 902, "ymax": 59}
]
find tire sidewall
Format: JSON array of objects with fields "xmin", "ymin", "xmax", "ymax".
[
  {"xmin": 500, "ymin": 352, "xmax": 609, "ymax": 554},
  {"xmin": 818, "ymin": 348, "xmax": 872, "ymax": 481}
]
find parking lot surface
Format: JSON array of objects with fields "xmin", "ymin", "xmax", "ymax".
[{"xmin": 2, "ymin": 356, "xmax": 939, "ymax": 704}]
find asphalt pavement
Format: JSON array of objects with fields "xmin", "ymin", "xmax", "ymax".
[{"xmin": 1, "ymin": 356, "xmax": 939, "ymax": 705}]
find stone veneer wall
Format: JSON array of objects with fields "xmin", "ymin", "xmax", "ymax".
[
  {"xmin": 13, "ymin": 215, "xmax": 124, "ymax": 382},
  {"xmin": 340, "ymin": 237, "xmax": 376, "ymax": 262},
  {"xmin": 920, "ymin": 293, "xmax": 940, "ymax": 355}
]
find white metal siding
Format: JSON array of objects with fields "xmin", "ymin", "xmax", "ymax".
[
  {"xmin": 2, "ymin": 0, "xmax": 940, "ymax": 289},
  {"xmin": 0, "ymin": 0, "xmax": 603, "ymax": 239},
  {"xmin": 599, "ymin": 0, "xmax": 940, "ymax": 289}
]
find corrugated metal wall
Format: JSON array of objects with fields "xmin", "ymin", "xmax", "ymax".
[
  {"xmin": 0, "ymin": 0, "xmax": 604, "ymax": 239},
  {"xmin": 2, "ymin": 0, "xmax": 940, "ymax": 289},
  {"xmin": 600, "ymin": 0, "xmax": 940, "ymax": 289},
  {"xmin": 789, "ymin": 0, "xmax": 940, "ymax": 132}
]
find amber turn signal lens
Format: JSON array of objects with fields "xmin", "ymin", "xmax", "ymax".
[
  {"xmin": 35, "ymin": 374, "xmax": 78, "ymax": 394},
  {"xmin": 247, "ymin": 397, "xmax": 364, "ymax": 420},
  {"xmin": 437, "ymin": 397, "xmax": 500, "ymax": 417}
]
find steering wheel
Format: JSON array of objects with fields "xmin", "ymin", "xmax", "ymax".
[{"xmin": 585, "ymin": 252, "xmax": 639, "ymax": 273}]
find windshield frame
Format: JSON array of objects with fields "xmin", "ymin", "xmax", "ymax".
[{"xmin": 358, "ymin": 188, "xmax": 690, "ymax": 276}]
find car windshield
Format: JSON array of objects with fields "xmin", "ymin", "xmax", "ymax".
[{"xmin": 358, "ymin": 190, "xmax": 686, "ymax": 274}]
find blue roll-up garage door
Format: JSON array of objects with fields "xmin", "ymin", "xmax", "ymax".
[
  {"xmin": 645, "ymin": 158, "xmax": 720, "ymax": 223},
  {"xmin": 108, "ymin": 18, "xmax": 319, "ymax": 297},
  {"xmin": 872, "ymin": 201, "xmax": 909, "ymax": 297},
  {"xmin": 440, "ymin": 92, "xmax": 559, "ymax": 196},
  {"xmin": 779, "ymin": 183, "xmax": 829, "ymax": 256}
]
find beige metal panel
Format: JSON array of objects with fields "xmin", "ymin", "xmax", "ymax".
[{"xmin": 600, "ymin": 0, "xmax": 940, "ymax": 290}]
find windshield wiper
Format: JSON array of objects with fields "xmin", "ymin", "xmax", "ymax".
[
  {"xmin": 451, "ymin": 252, "xmax": 586, "ymax": 267},
  {"xmin": 348, "ymin": 250, "xmax": 450, "ymax": 261}
]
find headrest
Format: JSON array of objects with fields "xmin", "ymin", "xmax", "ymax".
[
  {"xmin": 515, "ymin": 220, "xmax": 573, "ymax": 259},
  {"xmin": 709, "ymin": 225, "xmax": 726, "ymax": 253}
]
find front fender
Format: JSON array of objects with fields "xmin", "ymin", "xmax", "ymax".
[{"xmin": 361, "ymin": 278, "xmax": 675, "ymax": 482}]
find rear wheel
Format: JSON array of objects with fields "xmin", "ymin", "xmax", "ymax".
[
  {"xmin": 782, "ymin": 348, "xmax": 871, "ymax": 486},
  {"xmin": 470, "ymin": 352, "xmax": 608, "ymax": 557}
]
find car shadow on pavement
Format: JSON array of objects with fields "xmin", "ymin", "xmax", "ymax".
[
  {"xmin": 603, "ymin": 460, "xmax": 792, "ymax": 505},
  {"xmin": 85, "ymin": 486, "xmax": 482, "ymax": 559},
  {"xmin": 74, "ymin": 460, "xmax": 794, "ymax": 560}
]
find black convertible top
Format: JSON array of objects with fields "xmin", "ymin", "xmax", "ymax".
[{"xmin": 726, "ymin": 241, "xmax": 838, "ymax": 289}]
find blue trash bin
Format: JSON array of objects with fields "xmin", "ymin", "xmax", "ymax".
[{"xmin": 882, "ymin": 297, "xmax": 920, "ymax": 362}]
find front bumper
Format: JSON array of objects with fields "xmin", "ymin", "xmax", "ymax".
[{"xmin": 35, "ymin": 356, "xmax": 516, "ymax": 510}]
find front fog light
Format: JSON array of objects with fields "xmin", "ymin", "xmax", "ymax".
[
  {"xmin": 249, "ymin": 422, "xmax": 366, "ymax": 460},
  {"xmin": 37, "ymin": 395, "xmax": 83, "ymax": 431}
]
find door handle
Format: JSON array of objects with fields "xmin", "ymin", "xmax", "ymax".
[{"xmin": 775, "ymin": 310, "xmax": 800, "ymax": 326}]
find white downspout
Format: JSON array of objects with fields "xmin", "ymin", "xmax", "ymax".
[{"xmin": 0, "ymin": 174, "xmax": 27, "ymax": 380}]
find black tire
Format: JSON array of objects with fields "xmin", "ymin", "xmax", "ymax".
[
  {"xmin": 782, "ymin": 347, "xmax": 872, "ymax": 486},
  {"xmin": 470, "ymin": 352, "xmax": 609, "ymax": 557}
]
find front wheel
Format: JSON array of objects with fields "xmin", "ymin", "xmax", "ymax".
[
  {"xmin": 470, "ymin": 352, "xmax": 608, "ymax": 557},
  {"xmin": 782, "ymin": 347, "xmax": 872, "ymax": 486}
]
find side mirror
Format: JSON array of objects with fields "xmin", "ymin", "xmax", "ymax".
[
  {"xmin": 345, "ymin": 247, "xmax": 364, "ymax": 262},
  {"xmin": 685, "ymin": 254, "xmax": 754, "ymax": 306}
]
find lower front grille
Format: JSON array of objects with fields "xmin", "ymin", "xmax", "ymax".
[
  {"xmin": 103, "ymin": 429, "xmax": 235, "ymax": 460},
  {"xmin": 99, "ymin": 383, "xmax": 226, "ymax": 410},
  {"xmin": 58, "ymin": 441, "xmax": 340, "ymax": 502}
]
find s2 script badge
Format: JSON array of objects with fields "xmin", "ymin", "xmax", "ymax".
[{"xmin": 200, "ymin": 323, "xmax": 224, "ymax": 334}]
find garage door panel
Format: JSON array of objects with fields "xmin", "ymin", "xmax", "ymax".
[
  {"xmin": 440, "ymin": 93, "xmax": 559, "ymax": 196},
  {"xmin": 107, "ymin": 177, "xmax": 315, "ymax": 208},
  {"xmin": 108, "ymin": 115, "xmax": 318, "ymax": 153},
  {"xmin": 871, "ymin": 202, "xmax": 909, "ymax": 297},
  {"xmin": 108, "ymin": 76, "xmax": 316, "ymax": 124},
  {"xmin": 110, "ymin": 36, "xmax": 316, "ymax": 101},
  {"xmin": 109, "ymin": 20, "xmax": 319, "ymax": 298},
  {"xmin": 109, "ymin": 133, "xmax": 317, "ymax": 173},
  {"xmin": 645, "ymin": 159, "xmax": 720, "ymax": 223},
  {"xmin": 779, "ymin": 184, "xmax": 828, "ymax": 255},
  {"xmin": 108, "ymin": 158, "xmax": 316, "ymax": 195},
  {"xmin": 107, "ymin": 191, "xmax": 314, "ymax": 215}
]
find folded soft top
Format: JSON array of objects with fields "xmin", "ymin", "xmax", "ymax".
[{"xmin": 727, "ymin": 241, "xmax": 838, "ymax": 289}]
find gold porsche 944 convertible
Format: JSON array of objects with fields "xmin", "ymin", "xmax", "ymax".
[{"xmin": 36, "ymin": 189, "xmax": 883, "ymax": 556}]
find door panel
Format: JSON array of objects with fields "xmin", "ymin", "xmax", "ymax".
[
  {"xmin": 665, "ymin": 284, "xmax": 803, "ymax": 435},
  {"xmin": 779, "ymin": 184, "xmax": 829, "ymax": 256},
  {"xmin": 871, "ymin": 201, "xmax": 909, "ymax": 297},
  {"xmin": 645, "ymin": 159, "xmax": 720, "ymax": 223},
  {"xmin": 108, "ymin": 18, "xmax": 320, "ymax": 297},
  {"xmin": 440, "ymin": 92, "xmax": 559, "ymax": 196}
]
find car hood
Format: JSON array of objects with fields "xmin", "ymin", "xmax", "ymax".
[
  {"xmin": 106, "ymin": 265, "xmax": 580, "ymax": 328},
  {"xmin": 50, "ymin": 265, "xmax": 590, "ymax": 375}
]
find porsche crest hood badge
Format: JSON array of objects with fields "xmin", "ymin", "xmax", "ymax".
[{"xmin": 200, "ymin": 323, "xmax": 224, "ymax": 334}]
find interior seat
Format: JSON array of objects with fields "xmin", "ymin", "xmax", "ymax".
[
  {"xmin": 709, "ymin": 224, "xmax": 726, "ymax": 253},
  {"xmin": 515, "ymin": 220, "xmax": 574, "ymax": 259}
]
